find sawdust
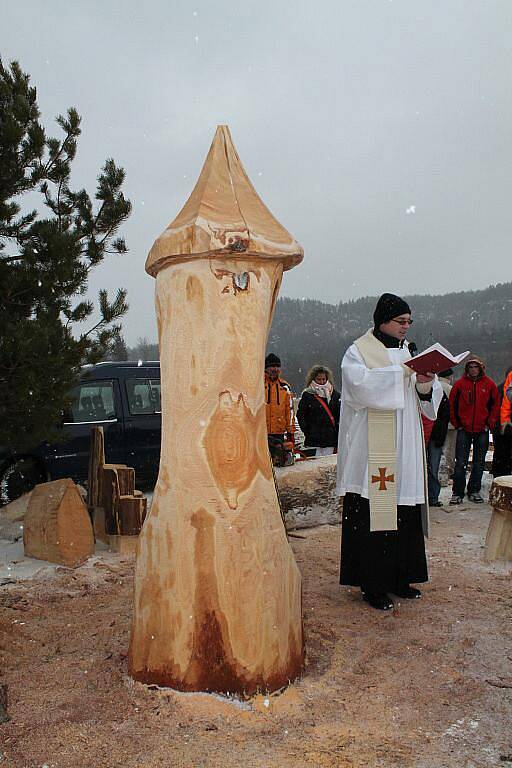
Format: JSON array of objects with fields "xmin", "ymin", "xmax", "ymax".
[{"xmin": 0, "ymin": 494, "xmax": 511, "ymax": 767}]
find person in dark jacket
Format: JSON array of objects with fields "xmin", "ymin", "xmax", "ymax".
[
  {"xmin": 427, "ymin": 369, "xmax": 453, "ymax": 506},
  {"xmin": 449, "ymin": 357, "xmax": 500, "ymax": 504},
  {"xmin": 297, "ymin": 365, "xmax": 340, "ymax": 456},
  {"xmin": 491, "ymin": 366, "xmax": 512, "ymax": 478}
]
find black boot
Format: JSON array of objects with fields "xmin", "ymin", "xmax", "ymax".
[
  {"xmin": 362, "ymin": 591, "xmax": 394, "ymax": 610},
  {"xmin": 394, "ymin": 585, "xmax": 422, "ymax": 599}
]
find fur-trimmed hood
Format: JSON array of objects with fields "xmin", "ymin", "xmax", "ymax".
[{"xmin": 464, "ymin": 356, "xmax": 485, "ymax": 379}]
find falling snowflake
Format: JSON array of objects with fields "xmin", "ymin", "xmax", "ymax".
[{"xmin": 406, "ymin": 205, "xmax": 416, "ymax": 215}]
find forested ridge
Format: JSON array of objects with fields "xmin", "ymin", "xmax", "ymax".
[
  {"xmin": 267, "ymin": 283, "xmax": 512, "ymax": 392},
  {"xmin": 128, "ymin": 282, "xmax": 512, "ymax": 393}
]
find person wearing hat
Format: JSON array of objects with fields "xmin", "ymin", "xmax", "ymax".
[
  {"xmin": 449, "ymin": 357, "xmax": 499, "ymax": 504},
  {"xmin": 336, "ymin": 293, "xmax": 443, "ymax": 611},
  {"xmin": 264, "ymin": 353, "xmax": 295, "ymax": 464}
]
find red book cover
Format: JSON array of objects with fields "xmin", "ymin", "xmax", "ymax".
[{"xmin": 404, "ymin": 343, "xmax": 470, "ymax": 376}]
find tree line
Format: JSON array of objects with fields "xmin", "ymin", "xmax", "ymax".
[{"xmin": 123, "ymin": 282, "xmax": 512, "ymax": 392}]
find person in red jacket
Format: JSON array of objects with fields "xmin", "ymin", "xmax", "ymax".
[{"xmin": 449, "ymin": 357, "xmax": 500, "ymax": 504}]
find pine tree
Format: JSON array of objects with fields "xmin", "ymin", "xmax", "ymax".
[
  {"xmin": 0, "ymin": 59, "xmax": 132, "ymax": 458},
  {"xmin": 109, "ymin": 331, "xmax": 129, "ymax": 361}
]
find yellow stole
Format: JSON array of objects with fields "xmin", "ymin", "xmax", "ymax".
[
  {"xmin": 354, "ymin": 329, "xmax": 397, "ymax": 531},
  {"xmin": 354, "ymin": 329, "xmax": 429, "ymax": 535}
]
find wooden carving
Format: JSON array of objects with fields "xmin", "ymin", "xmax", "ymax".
[{"xmin": 129, "ymin": 126, "xmax": 305, "ymax": 694}]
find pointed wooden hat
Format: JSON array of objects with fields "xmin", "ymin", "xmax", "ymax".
[{"xmin": 145, "ymin": 125, "xmax": 303, "ymax": 277}]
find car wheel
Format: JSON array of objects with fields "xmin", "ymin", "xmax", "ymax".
[{"xmin": 0, "ymin": 458, "xmax": 46, "ymax": 506}]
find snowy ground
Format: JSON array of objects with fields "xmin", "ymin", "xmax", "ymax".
[{"xmin": 0, "ymin": 472, "xmax": 511, "ymax": 767}]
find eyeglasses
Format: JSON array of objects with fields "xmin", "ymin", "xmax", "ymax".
[{"xmin": 391, "ymin": 318, "xmax": 413, "ymax": 326}]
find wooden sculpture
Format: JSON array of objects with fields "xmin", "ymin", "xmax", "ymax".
[{"xmin": 129, "ymin": 126, "xmax": 304, "ymax": 694}]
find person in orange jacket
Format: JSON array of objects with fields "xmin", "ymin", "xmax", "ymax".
[
  {"xmin": 492, "ymin": 367, "xmax": 512, "ymax": 478},
  {"xmin": 264, "ymin": 353, "xmax": 295, "ymax": 464},
  {"xmin": 500, "ymin": 369, "xmax": 512, "ymax": 431}
]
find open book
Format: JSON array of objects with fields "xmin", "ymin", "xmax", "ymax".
[{"xmin": 404, "ymin": 343, "xmax": 470, "ymax": 376}]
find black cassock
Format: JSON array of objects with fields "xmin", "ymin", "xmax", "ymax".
[{"xmin": 340, "ymin": 492, "xmax": 428, "ymax": 593}]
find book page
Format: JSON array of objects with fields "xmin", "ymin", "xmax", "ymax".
[{"xmin": 409, "ymin": 342, "xmax": 469, "ymax": 365}]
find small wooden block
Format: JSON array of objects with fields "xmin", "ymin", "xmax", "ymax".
[
  {"xmin": 102, "ymin": 464, "xmax": 135, "ymax": 496},
  {"xmin": 109, "ymin": 535, "xmax": 139, "ymax": 555},
  {"xmin": 92, "ymin": 506, "xmax": 109, "ymax": 544},
  {"xmin": 24, "ymin": 479, "xmax": 94, "ymax": 567},
  {"xmin": 117, "ymin": 495, "xmax": 147, "ymax": 535}
]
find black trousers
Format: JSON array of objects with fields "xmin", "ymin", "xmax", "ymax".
[
  {"xmin": 492, "ymin": 428, "xmax": 512, "ymax": 478},
  {"xmin": 340, "ymin": 492, "xmax": 428, "ymax": 594}
]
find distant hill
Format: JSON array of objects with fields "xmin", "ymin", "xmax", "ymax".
[
  {"xmin": 267, "ymin": 282, "xmax": 512, "ymax": 392},
  {"xmin": 127, "ymin": 282, "xmax": 512, "ymax": 393}
]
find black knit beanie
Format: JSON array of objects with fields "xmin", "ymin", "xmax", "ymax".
[
  {"xmin": 265, "ymin": 353, "xmax": 281, "ymax": 367},
  {"xmin": 373, "ymin": 293, "xmax": 411, "ymax": 328}
]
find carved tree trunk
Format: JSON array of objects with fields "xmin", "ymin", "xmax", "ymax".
[{"xmin": 129, "ymin": 257, "xmax": 304, "ymax": 694}]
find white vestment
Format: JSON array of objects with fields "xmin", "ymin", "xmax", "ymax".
[{"xmin": 336, "ymin": 342, "xmax": 443, "ymax": 507}]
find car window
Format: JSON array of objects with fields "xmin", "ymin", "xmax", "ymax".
[
  {"xmin": 149, "ymin": 379, "xmax": 161, "ymax": 412},
  {"xmin": 66, "ymin": 380, "xmax": 116, "ymax": 423},
  {"xmin": 126, "ymin": 379, "xmax": 161, "ymax": 415}
]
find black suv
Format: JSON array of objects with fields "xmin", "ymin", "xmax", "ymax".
[{"xmin": 0, "ymin": 361, "xmax": 162, "ymax": 504}]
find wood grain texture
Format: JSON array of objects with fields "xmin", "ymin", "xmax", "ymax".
[
  {"xmin": 485, "ymin": 476, "xmax": 512, "ymax": 562},
  {"xmin": 109, "ymin": 534, "xmax": 139, "ymax": 555},
  {"xmin": 275, "ymin": 455, "xmax": 342, "ymax": 530},
  {"xmin": 23, "ymin": 479, "xmax": 94, "ymax": 567},
  {"xmin": 100, "ymin": 465, "xmax": 145, "ymax": 535},
  {"xmin": 129, "ymin": 258, "xmax": 304, "ymax": 694},
  {"xmin": 145, "ymin": 126, "xmax": 303, "ymax": 277},
  {"xmin": 87, "ymin": 426, "xmax": 105, "ymax": 508}
]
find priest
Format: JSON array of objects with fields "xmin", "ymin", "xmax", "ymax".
[{"xmin": 336, "ymin": 293, "xmax": 443, "ymax": 611}]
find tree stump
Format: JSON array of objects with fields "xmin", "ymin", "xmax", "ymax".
[
  {"xmin": 129, "ymin": 125, "xmax": 305, "ymax": 695},
  {"xmin": 485, "ymin": 476, "xmax": 512, "ymax": 562},
  {"xmin": 23, "ymin": 479, "xmax": 94, "ymax": 567},
  {"xmin": 275, "ymin": 455, "xmax": 342, "ymax": 530}
]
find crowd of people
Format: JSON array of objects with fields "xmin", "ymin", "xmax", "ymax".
[{"xmin": 265, "ymin": 293, "xmax": 512, "ymax": 612}]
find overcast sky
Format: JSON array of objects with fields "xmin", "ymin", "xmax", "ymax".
[{"xmin": 2, "ymin": 1, "xmax": 511, "ymax": 344}]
